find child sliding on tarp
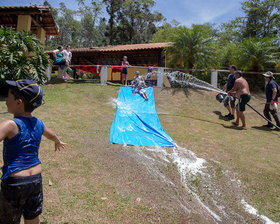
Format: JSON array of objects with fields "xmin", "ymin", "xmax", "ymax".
[{"xmin": 132, "ymin": 71, "xmax": 148, "ymax": 101}]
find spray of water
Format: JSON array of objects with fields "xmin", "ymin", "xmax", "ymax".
[{"xmin": 165, "ymin": 71, "xmax": 225, "ymax": 94}]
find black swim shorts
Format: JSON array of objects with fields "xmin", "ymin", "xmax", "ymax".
[
  {"xmin": 237, "ymin": 94, "xmax": 251, "ymax": 112},
  {"xmin": 122, "ymin": 67, "xmax": 128, "ymax": 74},
  {"xmin": 0, "ymin": 173, "xmax": 43, "ymax": 224}
]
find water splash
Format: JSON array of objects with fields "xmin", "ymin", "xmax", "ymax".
[
  {"xmin": 241, "ymin": 200, "xmax": 279, "ymax": 224},
  {"xmin": 164, "ymin": 71, "xmax": 225, "ymax": 94},
  {"xmin": 108, "ymin": 97, "xmax": 118, "ymax": 109},
  {"xmin": 129, "ymin": 145, "xmax": 278, "ymax": 223}
]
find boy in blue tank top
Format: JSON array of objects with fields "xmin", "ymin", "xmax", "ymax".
[{"xmin": 0, "ymin": 80, "xmax": 66, "ymax": 224}]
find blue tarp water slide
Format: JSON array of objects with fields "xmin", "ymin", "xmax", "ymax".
[{"xmin": 110, "ymin": 87, "xmax": 176, "ymax": 147}]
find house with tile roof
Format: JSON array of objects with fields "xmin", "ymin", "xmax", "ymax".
[
  {"xmin": 46, "ymin": 42, "xmax": 170, "ymax": 67},
  {"xmin": 0, "ymin": 5, "xmax": 59, "ymax": 44}
]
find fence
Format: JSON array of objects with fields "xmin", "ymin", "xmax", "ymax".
[{"xmin": 46, "ymin": 65, "xmax": 280, "ymax": 89}]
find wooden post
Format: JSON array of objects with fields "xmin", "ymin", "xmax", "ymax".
[
  {"xmin": 17, "ymin": 15, "xmax": 32, "ymax": 32},
  {"xmin": 37, "ymin": 27, "xmax": 46, "ymax": 44},
  {"xmin": 100, "ymin": 66, "xmax": 108, "ymax": 84},
  {"xmin": 57, "ymin": 66, "xmax": 65, "ymax": 79},
  {"xmin": 46, "ymin": 65, "xmax": 52, "ymax": 81},
  {"xmin": 157, "ymin": 67, "xmax": 164, "ymax": 87},
  {"xmin": 211, "ymin": 70, "xmax": 218, "ymax": 88}
]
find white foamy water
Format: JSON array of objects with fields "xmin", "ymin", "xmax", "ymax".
[
  {"xmin": 132, "ymin": 145, "xmax": 222, "ymax": 222},
  {"xmin": 108, "ymin": 97, "xmax": 118, "ymax": 109},
  {"xmin": 171, "ymin": 146, "xmax": 206, "ymax": 176},
  {"xmin": 165, "ymin": 71, "xmax": 225, "ymax": 94},
  {"xmin": 241, "ymin": 199, "xmax": 279, "ymax": 224},
  {"xmin": 130, "ymin": 145, "xmax": 278, "ymax": 223}
]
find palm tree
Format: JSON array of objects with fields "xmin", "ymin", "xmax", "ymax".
[
  {"xmin": 165, "ymin": 25, "xmax": 216, "ymax": 70},
  {"xmin": 237, "ymin": 37, "xmax": 278, "ymax": 87}
]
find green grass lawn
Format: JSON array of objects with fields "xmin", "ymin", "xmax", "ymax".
[{"xmin": 0, "ymin": 82, "xmax": 279, "ymax": 223}]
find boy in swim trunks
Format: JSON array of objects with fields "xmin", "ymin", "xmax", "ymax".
[
  {"xmin": 0, "ymin": 80, "xmax": 66, "ymax": 224},
  {"xmin": 228, "ymin": 71, "xmax": 251, "ymax": 130}
]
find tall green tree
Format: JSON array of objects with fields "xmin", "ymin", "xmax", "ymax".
[
  {"xmin": 77, "ymin": 0, "xmax": 103, "ymax": 46},
  {"xmin": 103, "ymin": 0, "xmax": 123, "ymax": 45},
  {"xmin": 222, "ymin": 0, "xmax": 280, "ymax": 40},
  {"xmin": 45, "ymin": 2, "xmax": 81, "ymax": 49},
  {"xmin": 150, "ymin": 20, "xmax": 180, "ymax": 43},
  {"xmin": 237, "ymin": 37, "xmax": 278, "ymax": 86},
  {"xmin": 165, "ymin": 25, "xmax": 216, "ymax": 69},
  {"xmin": 117, "ymin": 0, "xmax": 164, "ymax": 44},
  {"xmin": 242, "ymin": 0, "xmax": 280, "ymax": 39}
]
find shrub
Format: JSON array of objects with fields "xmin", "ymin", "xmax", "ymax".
[{"xmin": 0, "ymin": 27, "xmax": 51, "ymax": 86}]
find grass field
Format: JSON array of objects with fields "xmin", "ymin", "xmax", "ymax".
[{"xmin": 0, "ymin": 82, "xmax": 279, "ymax": 223}]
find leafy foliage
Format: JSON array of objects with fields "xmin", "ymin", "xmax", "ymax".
[
  {"xmin": 0, "ymin": 27, "xmax": 50, "ymax": 84},
  {"xmin": 165, "ymin": 25, "xmax": 217, "ymax": 69},
  {"xmin": 238, "ymin": 37, "xmax": 278, "ymax": 71}
]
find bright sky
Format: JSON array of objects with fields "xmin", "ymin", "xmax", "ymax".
[{"xmin": 0, "ymin": 0, "xmax": 245, "ymax": 26}]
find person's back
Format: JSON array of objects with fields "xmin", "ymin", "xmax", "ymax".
[
  {"xmin": 222, "ymin": 65, "xmax": 237, "ymax": 120},
  {"xmin": 226, "ymin": 74, "xmax": 235, "ymax": 91},
  {"xmin": 2, "ymin": 116, "xmax": 44, "ymax": 180}
]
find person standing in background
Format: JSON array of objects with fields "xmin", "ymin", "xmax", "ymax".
[
  {"xmin": 222, "ymin": 65, "xmax": 236, "ymax": 120},
  {"xmin": 62, "ymin": 45, "xmax": 72, "ymax": 79},
  {"xmin": 228, "ymin": 71, "xmax": 251, "ymax": 130},
  {"xmin": 263, "ymin": 71, "xmax": 280, "ymax": 129},
  {"xmin": 63, "ymin": 45, "xmax": 72, "ymax": 65},
  {"xmin": 121, "ymin": 56, "xmax": 130, "ymax": 86}
]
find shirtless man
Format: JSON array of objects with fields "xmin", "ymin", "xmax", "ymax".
[{"xmin": 228, "ymin": 71, "xmax": 251, "ymax": 130}]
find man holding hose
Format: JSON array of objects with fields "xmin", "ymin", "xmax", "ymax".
[
  {"xmin": 228, "ymin": 71, "xmax": 251, "ymax": 130},
  {"xmin": 263, "ymin": 71, "xmax": 280, "ymax": 129}
]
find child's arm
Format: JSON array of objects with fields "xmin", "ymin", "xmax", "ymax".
[
  {"xmin": 0, "ymin": 120, "xmax": 18, "ymax": 142},
  {"xmin": 43, "ymin": 126, "xmax": 67, "ymax": 151}
]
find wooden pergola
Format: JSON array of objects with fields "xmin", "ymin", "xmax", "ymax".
[{"xmin": 0, "ymin": 5, "xmax": 59, "ymax": 43}]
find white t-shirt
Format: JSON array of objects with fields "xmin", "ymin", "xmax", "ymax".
[{"xmin": 62, "ymin": 50, "xmax": 72, "ymax": 62}]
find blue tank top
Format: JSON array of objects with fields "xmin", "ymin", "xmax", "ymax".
[{"xmin": 1, "ymin": 116, "xmax": 45, "ymax": 180}]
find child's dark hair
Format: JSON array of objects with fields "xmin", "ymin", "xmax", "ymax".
[
  {"xmin": 9, "ymin": 87, "xmax": 36, "ymax": 113},
  {"xmin": 230, "ymin": 65, "xmax": 237, "ymax": 71}
]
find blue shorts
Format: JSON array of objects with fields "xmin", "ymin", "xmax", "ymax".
[{"xmin": 0, "ymin": 173, "xmax": 43, "ymax": 223}]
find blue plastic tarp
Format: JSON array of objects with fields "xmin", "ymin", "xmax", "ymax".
[{"xmin": 110, "ymin": 87, "xmax": 175, "ymax": 147}]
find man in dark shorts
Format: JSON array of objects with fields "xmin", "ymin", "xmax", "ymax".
[
  {"xmin": 228, "ymin": 71, "xmax": 251, "ymax": 130},
  {"xmin": 222, "ymin": 65, "xmax": 236, "ymax": 120},
  {"xmin": 263, "ymin": 71, "xmax": 280, "ymax": 129}
]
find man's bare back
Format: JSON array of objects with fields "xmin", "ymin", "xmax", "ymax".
[{"xmin": 231, "ymin": 77, "xmax": 250, "ymax": 98}]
